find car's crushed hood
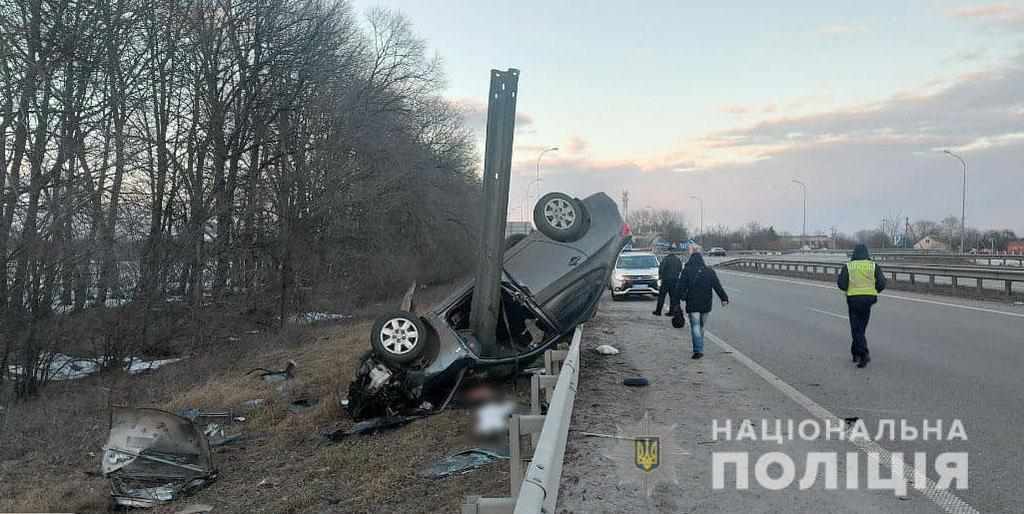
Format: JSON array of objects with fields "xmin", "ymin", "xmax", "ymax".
[{"xmin": 102, "ymin": 407, "xmax": 217, "ymax": 507}]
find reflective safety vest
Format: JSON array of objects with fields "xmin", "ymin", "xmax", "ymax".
[{"xmin": 847, "ymin": 260, "xmax": 879, "ymax": 296}]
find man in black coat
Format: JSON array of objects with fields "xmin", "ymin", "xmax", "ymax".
[
  {"xmin": 653, "ymin": 251, "xmax": 683, "ymax": 316},
  {"xmin": 675, "ymin": 250, "xmax": 729, "ymax": 359},
  {"xmin": 837, "ymin": 244, "xmax": 887, "ymax": 368}
]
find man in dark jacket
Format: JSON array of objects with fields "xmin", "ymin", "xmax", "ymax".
[
  {"xmin": 653, "ymin": 251, "xmax": 683, "ymax": 316},
  {"xmin": 837, "ymin": 244, "xmax": 887, "ymax": 368},
  {"xmin": 675, "ymin": 250, "xmax": 729, "ymax": 359}
]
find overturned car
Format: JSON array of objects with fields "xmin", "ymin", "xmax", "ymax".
[{"xmin": 347, "ymin": 192, "xmax": 629, "ymax": 419}]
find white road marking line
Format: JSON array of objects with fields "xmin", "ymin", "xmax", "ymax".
[
  {"xmin": 807, "ymin": 307, "xmax": 849, "ymax": 320},
  {"xmin": 719, "ymin": 269, "xmax": 1024, "ymax": 320},
  {"xmin": 723, "ymin": 286, "xmax": 743, "ymax": 293},
  {"xmin": 706, "ymin": 331, "xmax": 980, "ymax": 514}
]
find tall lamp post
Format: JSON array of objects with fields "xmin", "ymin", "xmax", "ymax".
[
  {"xmin": 689, "ymin": 195, "xmax": 703, "ymax": 245},
  {"xmin": 791, "ymin": 180, "xmax": 807, "ymax": 244},
  {"xmin": 943, "ymin": 150, "xmax": 968, "ymax": 253},
  {"xmin": 523, "ymin": 146, "xmax": 558, "ymax": 222}
]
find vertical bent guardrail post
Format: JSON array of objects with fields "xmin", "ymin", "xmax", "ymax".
[{"xmin": 470, "ymin": 68, "xmax": 520, "ymax": 357}]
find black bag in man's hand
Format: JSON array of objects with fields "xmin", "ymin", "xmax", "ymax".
[{"xmin": 671, "ymin": 311, "xmax": 686, "ymax": 329}]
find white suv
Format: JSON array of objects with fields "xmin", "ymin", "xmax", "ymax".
[{"xmin": 609, "ymin": 251, "xmax": 660, "ymax": 300}]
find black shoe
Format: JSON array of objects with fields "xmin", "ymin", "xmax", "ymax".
[
  {"xmin": 691, "ymin": 352, "xmax": 704, "ymax": 360},
  {"xmin": 856, "ymin": 355, "xmax": 871, "ymax": 368},
  {"xmin": 652, "ymin": 310, "xmax": 662, "ymax": 316}
]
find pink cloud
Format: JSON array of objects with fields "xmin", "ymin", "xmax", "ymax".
[{"xmin": 947, "ymin": 3, "xmax": 1024, "ymax": 28}]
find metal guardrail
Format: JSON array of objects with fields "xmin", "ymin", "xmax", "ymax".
[
  {"xmin": 463, "ymin": 326, "xmax": 582, "ymax": 514},
  {"xmin": 720, "ymin": 258, "xmax": 1024, "ymax": 296},
  {"xmin": 868, "ymin": 253, "xmax": 1024, "ymax": 267}
]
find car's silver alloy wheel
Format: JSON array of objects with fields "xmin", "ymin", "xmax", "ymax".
[
  {"xmin": 379, "ymin": 317, "xmax": 420, "ymax": 355},
  {"xmin": 544, "ymin": 197, "xmax": 577, "ymax": 230}
]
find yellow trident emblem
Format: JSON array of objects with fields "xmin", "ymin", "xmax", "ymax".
[{"xmin": 634, "ymin": 436, "xmax": 660, "ymax": 472}]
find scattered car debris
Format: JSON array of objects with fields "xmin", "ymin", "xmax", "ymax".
[
  {"xmin": 287, "ymin": 398, "xmax": 320, "ymax": 414},
  {"xmin": 102, "ymin": 407, "xmax": 217, "ymax": 508},
  {"xmin": 475, "ymin": 401, "xmax": 516, "ymax": 436},
  {"xmin": 594, "ymin": 344, "xmax": 620, "ymax": 355},
  {"xmin": 289, "ymin": 312, "xmax": 353, "ymax": 324},
  {"xmin": 256, "ymin": 478, "xmax": 277, "ymax": 489},
  {"xmin": 241, "ymin": 399, "xmax": 266, "ymax": 409},
  {"xmin": 418, "ymin": 448, "xmax": 508, "ymax": 479},
  {"xmin": 246, "ymin": 360, "xmax": 296, "ymax": 382},
  {"xmin": 178, "ymin": 408, "xmax": 233, "ymax": 425},
  {"xmin": 622, "ymin": 377, "xmax": 649, "ymax": 387},
  {"xmin": 320, "ymin": 415, "xmax": 419, "ymax": 441}
]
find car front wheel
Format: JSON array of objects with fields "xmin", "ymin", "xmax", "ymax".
[{"xmin": 370, "ymin": 311, "xmax": 428, "ymax": 365}]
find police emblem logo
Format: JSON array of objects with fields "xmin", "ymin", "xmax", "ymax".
[{"xmin": 634, "ymin": 436, "xmax": 660, "ymax": 472}]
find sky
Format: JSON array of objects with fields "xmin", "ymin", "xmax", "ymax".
[{"xmin": 353, "ymin": 0, "xmax": 1024, "ymax": 236}]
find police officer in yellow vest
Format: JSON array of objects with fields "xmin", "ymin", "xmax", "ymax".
[{"xmin": 837, "ymin": 244, "xmax": 887, "ymax": 368}]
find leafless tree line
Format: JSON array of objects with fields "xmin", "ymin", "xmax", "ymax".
[{"xmin": 0, "ymin": 0, "xmax": 480, "ymax": 395}]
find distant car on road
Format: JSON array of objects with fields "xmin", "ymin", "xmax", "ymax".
[
  {"xmin": 708, "ymin": 247, "xmax": 727, "ymax": 256},
  {"xmin": 609, "ymin": 251, "xmax": 660, "ymax": 300},
  {"xmin": 347, "ymin": 192, "xmax": 629, "ymax": 419}
]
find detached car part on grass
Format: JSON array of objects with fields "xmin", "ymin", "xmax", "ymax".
[
  {"xmin": 348, "ymin": 192, "xmax": 628, "ymax": 419},
  {"xmin": 102, "ymin": 408, "xmax": 217, "ymax": 508}
]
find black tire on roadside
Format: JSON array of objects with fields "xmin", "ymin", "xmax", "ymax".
[
  {"xmin": 370, "ymin": 311, "xmax": 428, "ymax": 365},
  {"xmin": 533, "ymin": 192, "xmax": 589, "ymax": 242}
]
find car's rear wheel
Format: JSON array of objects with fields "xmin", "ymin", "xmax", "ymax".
[
  {"xmin": 371, "ymin": 311, "xmax": 427, "ymax": 365},
  {"xmin": 534, "ymin": 192, "xmax": 588, "ymax": 242}
]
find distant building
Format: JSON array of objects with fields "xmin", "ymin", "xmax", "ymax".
[
  {"xmin": 505, "ymin": 221, "xmax": 533, "ymax": 238},
  {"xmin": 914, "ymin": 236, "xmax": 949, "ymax": 251},
  {"xmin": 1007, "ymin": 241, "xmax": 1024, "ymax": 255}
]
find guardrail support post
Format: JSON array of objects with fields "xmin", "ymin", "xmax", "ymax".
[
  {"xmin": 545, "ymin": 349, "xmax": 568, "ymax": 375},
  {"xmin": 952, "ymin": 276, "xmax": 958, "ymax": 289},
  {"xmin": 1006, "ymin": 280, "xmax": 1013, "ymax": 296},
  {"xmin": 531, "ymin": 374, "xmax": 559, "ymax": 415},
  {"xmin": 977, "ymin": 278, "xmax": 984, "ymax": 294},
  {"xmin": 462, "ymin": 497, "xmax": 515, "ymax": 514},
  {"xmin": 509, "ymin": 414, "xmax": 546, "ymax": 496},
  {"xmin": 929, "ymin": 275, "xmax": 935, "ymax": 287}
]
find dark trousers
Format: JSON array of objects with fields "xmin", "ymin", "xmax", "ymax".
[
  {"xmin": 847, "ymin": 296, "xmax": 877, "ymax": 358},
  {"xmin": 655, "ymin": 278, "xmax": 677, "ymax": 314}
]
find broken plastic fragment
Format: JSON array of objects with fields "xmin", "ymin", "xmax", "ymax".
[{"xmin": 594, "ymin": 344, "xmax": 620, "ymax": 355}]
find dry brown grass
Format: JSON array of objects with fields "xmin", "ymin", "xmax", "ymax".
[{"xmin": 0, "ymin": 281, "xmax": 511, "ymax": 514}]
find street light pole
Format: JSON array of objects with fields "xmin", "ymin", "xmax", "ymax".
[
  {"xmin": 523, "ymin": 146, "xmax": 558, "ymax": 223},
  {"xmin": 791, "ymin": 180, "xmax": 807, "ymax": 243},
  {"xmin": 689, "ymin": 195, "xmax": 703, "ymax": 245},
  {"xmin": 943, "ymin": 150, "xmax": 968, "ymax": 253}
]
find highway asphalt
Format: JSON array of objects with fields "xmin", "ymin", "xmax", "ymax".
[{"xmin": 560, "ymin": 268, "xmax": 1024, "ymax": 513}]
